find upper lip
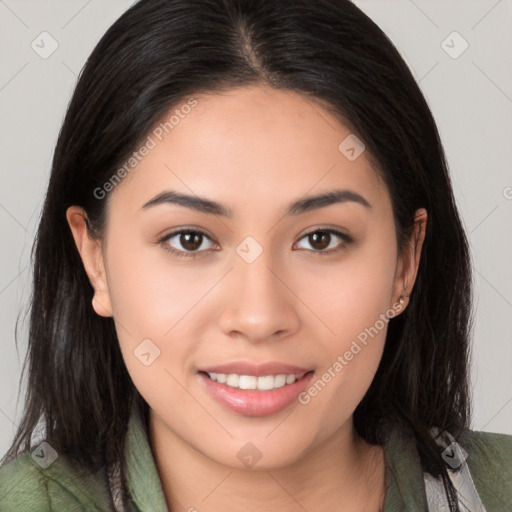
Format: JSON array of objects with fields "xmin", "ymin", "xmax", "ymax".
[{"xmin": 199, "ymin": 361, "xmax": 312, "ymax": 377}]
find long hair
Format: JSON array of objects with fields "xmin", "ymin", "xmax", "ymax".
[{"xmin": 5, "ymin": 0, "xmax": 472, "ymax": 508}]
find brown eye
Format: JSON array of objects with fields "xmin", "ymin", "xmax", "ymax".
[
  {"xmin": 160, "ymin": 229, "xmax": 216, "ymax": 257},
  {"xmin": 308, "ymin": 231, "xmax": 331, "ymax": 250},
  {"xmin": 179, "ymin": 232, "xmax": 203, "ymax": 251},
  {"xmin": 295, "ymin": 229, "xmax": 352, "ymax": 254}
]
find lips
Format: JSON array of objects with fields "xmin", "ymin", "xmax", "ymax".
[{"xmin": 196, "ymin": 361, "xmax": 315, "ymax": 416}]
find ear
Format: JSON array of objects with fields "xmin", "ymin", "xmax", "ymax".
[
  {"xmin": 391, "ymin": 208, "xmax": 427, "ymax": 312},
  {"xmin": 66, "ymin": 206, "xmax": 113, "ymax": 317}
]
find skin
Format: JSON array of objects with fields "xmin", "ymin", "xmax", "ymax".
[{"xmin": 67, "ymin": 84, "xmax": 427, "ymax": 512}]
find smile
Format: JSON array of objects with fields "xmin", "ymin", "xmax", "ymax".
[{"xmin": 197, "ymin": 367, "xmax": 315, "ymax": 417}]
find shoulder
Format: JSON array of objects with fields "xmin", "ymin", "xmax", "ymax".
[
  {"xmin": 461, "ymin": 429, "xmax": 512, "ymax": 507},
  {"xmin": 462, "ymin": 428, "xmax": 512, "ymax": 472},
  {"xmin": 0, "ymin": 449, "xmax": 114, "ymax": 511},
  {"xmin": 0, "ymin": 452, "xmax": 52, "ymax": 511}
]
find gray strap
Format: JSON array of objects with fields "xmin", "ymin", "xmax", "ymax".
[
  {"xmin": 424, "ymin": 428, "xmax": 487, "ymax": 511},
  {"xmin": 108, "ymin": 460, "xmax": 128, "ymax": 512}
]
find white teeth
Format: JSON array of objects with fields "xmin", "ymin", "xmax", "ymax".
[
  {"xmin": 238, "ymin": 375, "xmax": 257, "ymax": 390},
  {"xmin": 274, "ymin": 374, "xmax": 286, "ymax": 388},
  {"xmin": 285, "ymin": 374, "xmax": 296, "ymax": 385},
  {"xmin": 206, "ymin": 372, "xmax": 305, "ymax": 390},
  {"xmin": 226, "ymin": 374, "xmax": 239, "ymax": 387},
  {"xmin": 257, "ymin": 375, "xmax": 275, "ymax": 391}
]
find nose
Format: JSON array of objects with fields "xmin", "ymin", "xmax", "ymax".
[{"xmin": 218, "ymin": 249, "xmax": 300, "ymax": 344}]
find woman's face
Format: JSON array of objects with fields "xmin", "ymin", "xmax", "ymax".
[{"xmin": 69, "ymin": 85, "xmax": 425, "ymax": 469}]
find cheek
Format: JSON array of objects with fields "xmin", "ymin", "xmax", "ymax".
[
  {"xmin": 102, "ymin": 238, "xmax": 211, "ymax": 401},
  {"xmin": 295, "ymin": 226, "xmax": 398, "ymax": 344},
  {"xmin": 294, "ymin": 228, "xmax": 397, "ymax": 425},
  {"xmin": 105, "ymin": 234, "xmax": 215, "ymax": 337}
]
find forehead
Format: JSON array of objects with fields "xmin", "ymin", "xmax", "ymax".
[{"xmin": 108, "ymin": 85, "xmax": 389, "ymax": 219}]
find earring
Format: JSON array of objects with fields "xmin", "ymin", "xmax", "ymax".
[{"xmin": 398, "ymin": 295, "xmax": 405, "ymax": 306}]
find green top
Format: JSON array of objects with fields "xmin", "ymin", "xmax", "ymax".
[{"xmin": 1, "ymin": 406, "xmax": 511, "ymax": 511}]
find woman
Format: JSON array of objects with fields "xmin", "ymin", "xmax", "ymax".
[{"xmin": 1, "ymin": 0, "xmax": 511, "ymax": 510}]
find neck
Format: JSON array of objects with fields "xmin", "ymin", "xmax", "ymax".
[{"xmin": 148, "ymin": 411, "xmax": 386, "ymax": 512}]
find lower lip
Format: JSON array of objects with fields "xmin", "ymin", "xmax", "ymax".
[{"xmin": 197, "ymin": 371, "xmax": 315, "ymax": 417}]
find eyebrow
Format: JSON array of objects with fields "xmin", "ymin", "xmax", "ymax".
[{"xmin": 140, "ymin": 189, "xmax": 371, "ymax": 217}]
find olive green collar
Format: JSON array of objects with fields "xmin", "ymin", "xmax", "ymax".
[
  {"xmin": 124, "ymin": 405, "xmax": 168, "ymax": 512},
  {"xmin": 381, "ymin": 421, "xmax": 428, "ymax": 510}
]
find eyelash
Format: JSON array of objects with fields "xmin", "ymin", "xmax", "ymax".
[{"xmin": 158, "ymin": 228, "xmax": 353, "ymax": 258}]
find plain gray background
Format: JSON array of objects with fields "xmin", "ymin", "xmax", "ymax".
[{"xmin": 1, "ymin": 0, "xmax": 511, "ymax": 458}]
